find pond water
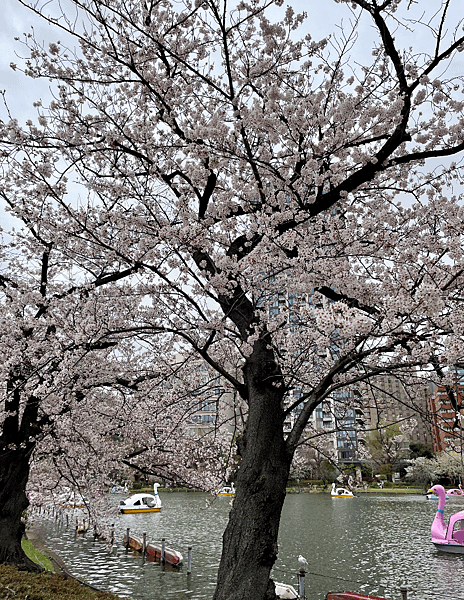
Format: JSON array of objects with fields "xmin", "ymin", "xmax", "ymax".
[{"xmin": 31, "ymin": 491, "xmax": 464, "ymax": 600}]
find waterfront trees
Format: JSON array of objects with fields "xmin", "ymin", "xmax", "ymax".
[
  {"xmin": 0, "ymin": 222, "xmax": 126, "ymax": 569},
  {"xmin": 0, "ymin": 226, "xmax": 234, "ymax": 567},
  {"xmin": 2, "ymin": 1, "xmax": 464, "ymax": 598},
  {"xmin": 0, "ymin": 221, "xmax": 164, "ymax": 568},
  {"xmin": 366, "ymin": 420, "xmax": 416, "ymax": 473}
]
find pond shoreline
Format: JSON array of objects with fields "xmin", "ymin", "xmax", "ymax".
[{"xmin": 145, "ymin": 484, "xmax": 425, "ymax": 495}]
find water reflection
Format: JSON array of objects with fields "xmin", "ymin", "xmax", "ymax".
[{"xmin": 32, "ymin": 492, "xmax": 464, "ymax": 600}]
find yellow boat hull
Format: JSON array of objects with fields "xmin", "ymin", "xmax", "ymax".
[{"xmin": 120, "ymin": 507, "xmax": 162, "ymax": 514}]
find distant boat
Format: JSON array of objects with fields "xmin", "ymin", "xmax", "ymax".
[
  {"xmin": 447, "ymin": 483, "xmax": 464, "ymax": 496},
  {"xmin": 218, "ymin": 483, "xmax": 235, "ymax": 496},
  {"xmin": 55, "ymin": 490, "xmax": 86, "ymax": 508},
  {"xmin": 331, "ymin": 483, "xmax": 354, "ymax": 498},
  {"xmin": 76, "ymin": 521, "xmax": 89, "ymax": 534},
  {"xmin": 426, "ymin": 491, "xmax": 449, "ymax": 500}
]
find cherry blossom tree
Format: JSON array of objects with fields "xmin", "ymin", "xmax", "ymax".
[
  {"xmin": 405, "ymin": 449, "xmax": 464, "ymax": 489},
  {"xmin": 405, "ymin": 456, "xmax": 440, "ymax": 489},
  {"xmin": 0, "ymin": 218, "xmax": 136, "ymax": 569},
  {"xmin": 3, "ymin": 0, "xmax": 464, "ymax": 599},
  {"xmin": 365, "ymin": 419, "xmax": 416, "ymax": 471},
  {"xmin": 0, "ymin": 219, "xmax": 235, "ymax": 568}
]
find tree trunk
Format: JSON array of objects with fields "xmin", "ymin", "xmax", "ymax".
[
  {"xmin": 0, "ymin": 446, "xmax": 41, "ymax": 571},
  {"xmin": 213, "ymin": 348, "xmax": 292, "ymax": 600}
]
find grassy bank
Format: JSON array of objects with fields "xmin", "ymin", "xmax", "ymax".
[
  {"xmin": 0, "ymin": 564, "xmax": 127, "ymax": 600},
  {"xmin": 21, "ymin": 539, "xmax": 54, "ymax": 572},
  {"xmin": 355, "ymin": 486, "xmax": 424, "ymax": 494},
  {"xmin": 0, "ymin": 538, "xmax": 126, "ymax": 600}
]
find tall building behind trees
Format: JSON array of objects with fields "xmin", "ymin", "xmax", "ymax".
[{"xmin": 429, "ymin": 369, "xmax": 464, "ymax": 453}]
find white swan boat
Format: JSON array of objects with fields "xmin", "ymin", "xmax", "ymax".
[
  {"xmin": 119, "ymin": 483, "xmax": 162, "ymax": 514},
  {"xmin": 331, "ymin": 483, "xmax": 354, "ymax": 498},
  {"xmin": 275, "ymin": 582, "xmax": 298, "ymax": 598},
  {"xmin": 218, "ymin": 483, "xmax": 235, "ymax": 496}
]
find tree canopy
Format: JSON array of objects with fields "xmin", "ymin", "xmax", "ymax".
[{"xmin": 2, "ymin": 1, "xmax": 464, "ymax": 598}]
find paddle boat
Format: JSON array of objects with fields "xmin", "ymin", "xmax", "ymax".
[
  {"xmin": 218, "ymin": 482, "xmax": 235, "ymax": 496},
  {"xmin": 447, "ymin": 483, "xmax": 463, "ymax": 496},
  {"xmin": 119, "ymin": 483, "xmax": 162, "ymax": 514},
  {"xmin": 146, "ymin": 541, "xmax": 183, "ymax": 566},
  {"xmin": 111, "ymin": 484, "xmax": 126, "ymax": 494},
  {"xmin": 275, "ymin": 582, "xmax": 298, "ymax": 599},
  {"xmin": 331, "ymin": 483, "xmax": 354, "ymax": 498},
  {"xmin": 122, "ymin": 533, "xmax": 183, "ymax": 565},
  {"xmin": 428, "ymin": 484, "xmax": 464, "ymax": 554},
  {"xmin": 55, "ymin": 489, "xmax": 86, "ymax": 508},
  {"xmin": 76, "ymin": 521, "xmax": 89, "ymax": 534},
  {"xmin": 426, "ymin": 489, "xmax": 449, "ymax": 500},
  {"xmin": 326, "ymin": 593, "xmax": 391, "ymax": 599}
]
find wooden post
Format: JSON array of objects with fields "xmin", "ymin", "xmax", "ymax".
[
  {"xmin": 94, "ymin": 523, "xmax": 98, "ymax": 539},
  {"xmin": 161, "ymin": 538, "xmax": 166, "ymax": 564},
  {"xmin": 142, "ymin": 532, "xmax": 147, "ymax": 555},
  {"xmin": 126, "ymin": 528, "xmax": 130, "ymax": 550},
  {"xmin": 298, "ymin": 568, "xmax": 305, "ymax": 600},
  {"xmin": 400, "ymin": 583, "xmax": 408, "ymax": 600},
  {"xmin": 187, "ymin": 546, "xmax": 192, "ymax": 574},
  {"xmin": 66, "ymin": 514, "xmax": 69, "ymax": 527},
  {"xmin": 110, "ymin": 525, "xmax": 115, "ymax": 545}
]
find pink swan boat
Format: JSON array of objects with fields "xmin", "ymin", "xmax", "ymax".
[
  {"xmin": 447, "ymin": 483, "xmax": 463, "ymax": 496},
  {"xmin": 429, "ymin": 484, "xmax": 464, "ymax": 554}
]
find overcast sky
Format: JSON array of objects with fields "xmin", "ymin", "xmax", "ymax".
[
  {"xmin": 0, "ymin": 0, "xmax": 366, "ymax": 123},
  {"xmin": 2, "ymin": 0, "xmax": 463, "ymax": 124}
]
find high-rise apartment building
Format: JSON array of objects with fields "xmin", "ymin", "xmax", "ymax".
[{"xmin": 429, "ymin": 374, "xmax": 464, "ymax": 452}]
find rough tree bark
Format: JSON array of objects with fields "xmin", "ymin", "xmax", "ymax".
[
  {"xmin": 0, "ymin": 377, "xmax": 42, "ymax": 571},
  {"xmin": 0, "ymin": 446, "xmax": 41, "ymax": 571},
  {"xmin": 213, "ymin": 342, "xmax": 293, "ymax": 600}
]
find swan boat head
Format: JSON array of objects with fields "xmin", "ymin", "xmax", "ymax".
[
  {"xmin": 428, "ymin": 484, "xmax": 464, "ymax": 552},
  {"xmin": 429, "ymin": 485, "xmax": 448, "ymax": 540}
]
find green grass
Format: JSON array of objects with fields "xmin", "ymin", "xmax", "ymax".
[
  {"xmin": 0, "ymin": 564, "xmax": 128, "ymax": 600},
  {"xmin": 21, "ymin": 539, "xmax": 54, "ymax": 572},
  {"xmin": 0, "ymin": 540, "xmax": 128, "ymax": 599}
]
